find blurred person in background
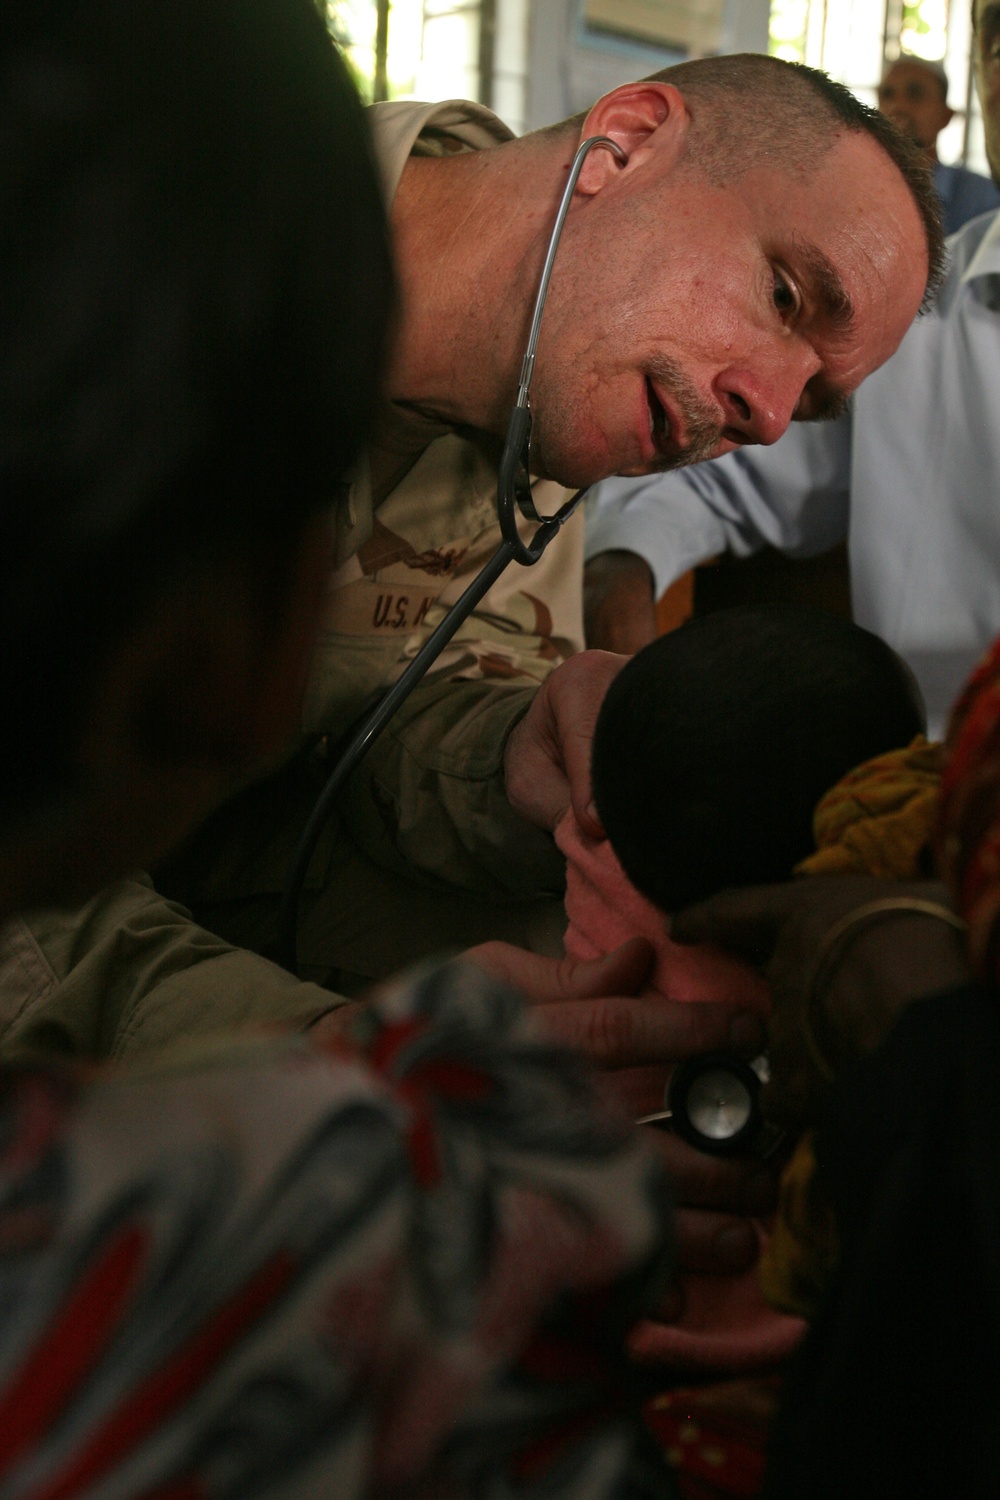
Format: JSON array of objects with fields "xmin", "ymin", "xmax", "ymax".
[{"xmin": 877, "ymin": 53, "xmax": 999, "ymax": 235}]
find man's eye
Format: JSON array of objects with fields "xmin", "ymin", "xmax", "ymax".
[{"xmin": 773, "ymin": 271, "xmax": 799, "ymax": 317}]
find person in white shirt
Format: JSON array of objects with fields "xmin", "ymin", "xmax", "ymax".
[{"xmin": 584, "ymin": 0, "xmax": 1000, "ymax": 740}]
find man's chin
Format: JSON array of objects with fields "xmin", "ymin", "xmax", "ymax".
[
  {"xmin": 532, "ymin": 430, "xmax": 654, "ymax": 490},
  {"xmin": 529, "ymin": 448, "xmax": 610, "ymax": 491},
  {"xmin": 535, "ymin": 444, "xmax": 718, "ymax": 489}
]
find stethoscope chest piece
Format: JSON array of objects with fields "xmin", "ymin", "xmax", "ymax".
[{"xmin": 637, "ymin": 1053, "xmax": 777, "ymax": 1157}]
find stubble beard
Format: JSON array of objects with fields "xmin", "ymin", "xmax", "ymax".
[
  {"xmin": 645, "ymin": 353, "xmax": 724, "ymax": 472},
  {"xmin": 529, "ymin": 353, "xmax": 724, "ymax": 486}
]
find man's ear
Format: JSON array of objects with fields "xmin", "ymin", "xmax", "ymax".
[{"xmin": 574, "ymin": 81, "xmax": 691, "ymax": 196}]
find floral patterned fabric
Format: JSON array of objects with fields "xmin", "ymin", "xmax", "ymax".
[
  {"xmin": 937, "ymin": 634, "xmax": 1000, "ymax": 979},
  {"xmin": 645, "ymin": 1378, "xmax": 782, "ymax": 1500},
  {"xmin": 0, "ymin": 960, "xmax": 676, "ymax": 1499}
]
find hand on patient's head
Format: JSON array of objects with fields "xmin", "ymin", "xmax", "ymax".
[{"xmin": 590, "ymin": 605, "xmax": 926, "ymax": 914}]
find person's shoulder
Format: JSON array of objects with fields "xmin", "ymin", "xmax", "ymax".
[
  {"xmin": 952, "ymin": 162, "xmax": 1000, "ymax": 212},
  {"xmin": 919, "ymin": 206, "xmax": 1000, "ymax": 317},
  {"xmin": 951, "ymin": 160, "xmax": 999, "ymax": 192},
  {"xmin": 366, "ymin": 98, "xmax": 514, "ymax": 203},
  {"xmin": 934, "ymin": 160, "xmax": 999, "ymax": 235},
  {"xmin": 369, "ymin": 97, "xmax": 513, "ymax": 154}
]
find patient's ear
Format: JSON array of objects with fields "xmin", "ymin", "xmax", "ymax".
[
  {"xmin": 0, "ymin": 522, "xmax": 332, "ymax": 917},
  {"xmin": 120, "ymin": 515, "xmax": 333, "ymax": 777},
  {"xmin": 0, "ymin": 579, "xmax": 271, "ymax": 916},
  {"xmin": 73, "ymin": 513, "xmax": 331, "ymax": 804}
]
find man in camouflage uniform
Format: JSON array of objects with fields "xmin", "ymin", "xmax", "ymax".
[{"xmin": 160, "ymin": 74, "xmax": 939, "ymax": 990}]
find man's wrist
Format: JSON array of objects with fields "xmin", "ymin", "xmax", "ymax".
[{"xmin": 583, "ymin": 551, "xmax": 656, "ymax": 653}]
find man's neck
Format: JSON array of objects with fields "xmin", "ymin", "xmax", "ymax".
[{"xmin": 384, "ymin": 126, "xmax": 579, "ymax": 439}]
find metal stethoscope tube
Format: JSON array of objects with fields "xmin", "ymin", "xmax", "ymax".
[{"xmin": 278, "ymin": 134, "xmax": 626, "ymax": 974}]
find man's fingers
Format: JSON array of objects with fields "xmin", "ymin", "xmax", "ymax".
[
  {"xmin": 536, "ymin": 991, "xmax": 767, "ymax": 1069},
  {"xmin": 670, "ymin": 883, "xmax": 798, "ymax": 962},
  {"xmin": 462, "ymin": 940, "xmax": 552, "ymax": 995},
  {"xmin": 502, "ymin": 712, "xmax": 567, "ymax": 833},
  {"xmin": 557, "ymin": 937, "xmax": 655, "ymax": 1000},
  {"xmin": 308, "ymin": 999, "xmax": 367, "ymax": 1043},
  {"xmin": 552, "ymin": 651, "xmax": 627, "ymax": 835},
  {"xmin": 672, "ymin": 1208, "xmax": 760, "ymax": 1275},
  {"xmin": 503, "ymin": 651, "xmax": 627, "ymax": 834},
  {"xmin": 645, "ymin": 1130, "xmax": 777, "ymax": 1217},
  {"xmin": 650, "ymin": 1283, "xmax": 685, "ymax": 1325},
  {"xmin": 463, "ymin": 938, "xmax": 655, "ymax": 1005},
  {"xmin": 596, "ymin": 1064, "xmax": 671, "ymax": 1117},
  {"xmin": 556, "ymin": 708, "xmax": 598, "ymax": 835}
]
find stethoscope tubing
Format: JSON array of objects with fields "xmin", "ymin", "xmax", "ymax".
[
  {"xmin": 277, "ymin": 134, "xmax": 625, "ymax": 976},
  {"xmin": 277, "ymin": 534, "xmax": 517, "ymax": 972}
]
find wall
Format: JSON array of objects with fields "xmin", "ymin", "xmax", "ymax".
[{"xmin": 525, "ymin": 0, "xmax": 772, "ymax": 129}]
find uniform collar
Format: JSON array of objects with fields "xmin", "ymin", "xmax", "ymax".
[{"xmin": 367, "ymin": 99, "xmax": 513, "ymax": 205}]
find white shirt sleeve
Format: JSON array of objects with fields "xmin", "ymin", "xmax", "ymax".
[{"xmin": 584, "ymin": 414, "xmax": 854, "ymax": 598}]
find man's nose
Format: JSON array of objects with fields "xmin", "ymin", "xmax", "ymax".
[{"xmin": 716, "ymin": 349, "xmax": 819, "ymax": 446}]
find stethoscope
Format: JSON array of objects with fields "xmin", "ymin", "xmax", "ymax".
[
  {"xmin": 279, "ymin": 134, "xmax": 781, "ymax": 1163},
  {"xmin": 277, "ymin": 133, "xmax": 627, "ymax": 974},
  {"xmin": 637, "ymin": 1052, "xmax": 784, "ymax": 1158}
]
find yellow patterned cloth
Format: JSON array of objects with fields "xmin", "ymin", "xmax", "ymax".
[
  {"xmin": 759, "ymin": 1134, "xmax": 840, "ymax": 1321},
  {"xmin": 795, "ymin": 736, "xmax": 944, "ymax": 881},
  {"xmin": 763, "ymin": 736, "xmax": 944, "ymax": 1320}
]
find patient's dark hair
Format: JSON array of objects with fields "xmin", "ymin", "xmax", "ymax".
[
  {"xmin": 0, "ymin": 0, "xmax": 392, "ymax": 823},
  {"xmin": 591, "ymin": 605, "xmax": 926, "ymax": 913}
]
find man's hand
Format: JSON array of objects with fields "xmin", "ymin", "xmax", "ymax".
[
  {"xmin": 583, "ymin": 550, "xmax": 658, "ymax": 654},
  {"xmin": 308, "ymin": 999, "xmax": 367, "ymax": 1044},
  {"xmin": 503, "ymin": 649, "xmax": 627, "ymax": 837},
  {"xmin": 672, "ymin": 876, "xmax": 971, "ymax": 1130},
  {"xmin": 466, "ymin": 936, "xmax": 775, "ymax": 1276}
]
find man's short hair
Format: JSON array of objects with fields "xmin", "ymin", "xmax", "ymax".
[
  {"xmin": 646, "ymin": 54, "xmax": 945, "ymax": 310},
  {"xmin": 591, "ymin": 605, "xmax": 927, "ymax": 914},
  {"xmin": 543, "ymin": 54, "xmax": 945, "ymax": 311},
  {"xmin": 0, "ymin": 0, "xmax": 392, "ymax": 823}
]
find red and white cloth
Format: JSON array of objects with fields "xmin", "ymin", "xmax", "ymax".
[{"xmin": 0, "ymin": 959, "xmax": 675, "ymax": 1499}]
